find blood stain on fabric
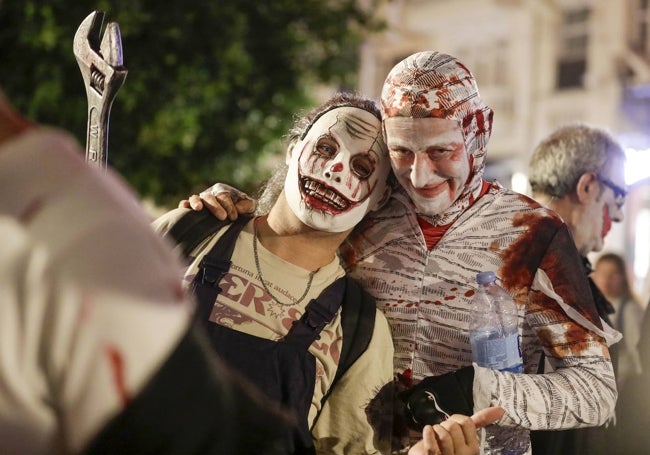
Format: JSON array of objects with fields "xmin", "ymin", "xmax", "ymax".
[{"xmin": 106, "ymin": 345, "xmax": 129, "ymax": 407}]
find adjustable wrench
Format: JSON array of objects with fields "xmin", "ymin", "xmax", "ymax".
[{"xmin": 73, "ymin": 11, "xmax": 127, "ymax": 169}]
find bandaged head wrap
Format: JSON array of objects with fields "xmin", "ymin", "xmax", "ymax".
[{"xmin": 380, "ymin": 51, "xmax": 494, "ymax": 226}]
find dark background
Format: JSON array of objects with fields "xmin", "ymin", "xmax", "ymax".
[{"xmin": 0, "ymin": 0, "xmax": 384, "ymax": 207}]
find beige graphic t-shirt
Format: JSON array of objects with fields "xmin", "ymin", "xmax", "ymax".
[{"xmin": 154, "ymin": 209, "xmax": 394, "ymax": 455}]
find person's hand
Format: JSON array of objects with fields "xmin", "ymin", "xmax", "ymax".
[
  {"xmin": 178, "ymin": 184, "xmax": 256, "ymax": 221},
  {"xmin": 408, "ymin": 407, "xmax": 504, "ymax": 455}
]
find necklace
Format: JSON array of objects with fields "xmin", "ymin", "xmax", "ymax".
[{"xmin": 252, "ymin": 217, "xmax": 315, "ymax": 306}]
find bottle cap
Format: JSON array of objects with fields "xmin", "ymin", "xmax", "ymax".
[{"xmin": 476, "ymin": 271, "xmax": 497, "ymax": 285}]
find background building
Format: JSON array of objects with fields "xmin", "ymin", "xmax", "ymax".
[{"xmin": 358, "ymin": 0, "xmax": 650, "ymax": 303}]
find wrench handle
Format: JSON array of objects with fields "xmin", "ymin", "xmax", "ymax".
[
  {"xmin": 85, "ymin": 104, "xmax": 107, "ymax": 167},
  {"xmin": 74, "ymin": 12, "xmax": 127, "ymax": 169},
  {"xmin": 81, "ymin": 64, "xmax": 127, "ymax": 169}
]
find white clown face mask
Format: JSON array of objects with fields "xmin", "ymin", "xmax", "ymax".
[{"xmin": 284, "ymin": 106, "xmax": 390, "ymax": 233}]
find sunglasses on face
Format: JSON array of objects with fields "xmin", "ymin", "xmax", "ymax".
[{"xmin": 596, "ymin": 174, "xmax": 627, "ymax": 209}]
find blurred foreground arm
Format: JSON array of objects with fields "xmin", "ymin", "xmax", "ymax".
[{"xmin": 0, "ymin": 90, "xmax": 291, "ymax": 454}]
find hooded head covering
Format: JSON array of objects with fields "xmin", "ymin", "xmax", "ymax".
[{"xmin": 380, "ymin": 51, "xmax": 494, "ymax": 225}]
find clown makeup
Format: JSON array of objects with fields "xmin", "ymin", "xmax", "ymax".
[
  {"xmin": 597, "ymin": 170, "xmax": 626, "ymax": 246},
  {"xmin": 576, "ymin": 166, "xmax": 626, "ymax": 255},
  {"xmin": 385, "ymin": 116, "xmax": 470, "ymax": 216},
  {"xmin": 379, "ymin": 51, "xmax": 493, "ymax": 226},
  {"xmin": 596, "ymin": 160, "xmax": 627, "ymax": 249},
  {"xmin": 284, "ymin": 107, "xmax": 390, "ymax": 233},
  {"xmin": 601, "ymin": 204, "xmax": 613, "ymax": 240},
  {"xmin": 581, "ymin": 197, "xmax": 615, "ymax": 255}
]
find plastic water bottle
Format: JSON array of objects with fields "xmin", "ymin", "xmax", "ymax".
[
  {"xmin": 470, "ymin": 271, "xmax": 527, "ymax": 455},
  {"xmin": 469, "ymin": 271, "xmax": 523, "ymax": 373}
]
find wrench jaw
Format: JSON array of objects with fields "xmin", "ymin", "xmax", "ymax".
[{"xmin": 73, "ymin": 11, "xmax": 128, "ymax": 169}]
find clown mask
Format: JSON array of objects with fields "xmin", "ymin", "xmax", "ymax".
[{"xmin": 284, "ymin": 106, "xmax": 390, "ymax": 232}]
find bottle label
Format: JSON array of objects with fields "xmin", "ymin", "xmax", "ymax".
[{"xmin": 470, "ymin": 332, "xmax": 523, "ymax": 372}]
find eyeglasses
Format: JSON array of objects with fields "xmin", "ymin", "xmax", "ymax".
[{"xmin": 596, "ymin": 174, "xmax": 627, "ymax": 209}]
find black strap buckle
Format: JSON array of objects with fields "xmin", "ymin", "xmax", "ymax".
[{"xmin": 198, "ymin": 256, "xmax": 231, "ymax": 286}]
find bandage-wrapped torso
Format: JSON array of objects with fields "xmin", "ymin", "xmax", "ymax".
[{"xmin": 342, "ymin": 182, "xmax": 617, "ymax": 453}]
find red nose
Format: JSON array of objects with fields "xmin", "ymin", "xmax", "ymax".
[{"xmin": 330, "ymin": 162, "xmax": 343, "ymax": 172}]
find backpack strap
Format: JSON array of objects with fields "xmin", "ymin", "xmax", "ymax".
[
  {"xmin": 319, "ymin": 277, "xmax": 377, "ymax": 408},
  {"xmin": 165, "ymin": 209, "xmax": 233, "ymax": 259},
  {"xmin": 190, "ymin": 215, "xmax": 251, "ymax": 323},
  {"xmin": 285, "ymin": 277, "xmax": 347, "ymax": 349}
]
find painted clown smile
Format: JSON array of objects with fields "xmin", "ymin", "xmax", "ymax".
[{"xmin": 300, "ymin": 176, "xmax": 351, "ymax": 213}]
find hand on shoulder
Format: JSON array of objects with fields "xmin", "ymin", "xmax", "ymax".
[{"xmin": 178, "ymin": 183, "xmax": 256, "ymax": 221}]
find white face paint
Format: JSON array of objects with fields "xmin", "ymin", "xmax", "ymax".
[
  {"xmin": 385, "ymin": 117, "xmax": 470, "ymax": 216},
  {"xmin": 284, "ymin": 106, "xmax": 390, "ymax": 232},
  {"xmin": 576, "ymin": 160, "xmax": 626, "ymax": 255}
]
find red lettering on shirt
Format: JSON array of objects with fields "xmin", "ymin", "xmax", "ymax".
[{"xmin": 219, "ymin": 272, "xmax": 271, "ymax": 315}]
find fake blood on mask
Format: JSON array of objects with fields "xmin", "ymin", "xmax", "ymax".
[{"xmin": 301, "ymin": 178, "xmax": 351, "ymax": 215}]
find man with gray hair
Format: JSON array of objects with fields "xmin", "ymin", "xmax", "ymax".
[
  {"xmin": 529, "ymin": 123, "xmax": 627, "ymax": 260},
  {"xmin": 528, "ymin": 123, "xmax": 627, "ymax": 455}
]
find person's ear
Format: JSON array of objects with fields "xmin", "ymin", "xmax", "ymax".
[
  {"xmin": 285, "ymin": 141, "xmax": 297, "ymax": 165},
  {"xmin": 576, "ymin": 172, "xmax": 599, "ymax": 203}
]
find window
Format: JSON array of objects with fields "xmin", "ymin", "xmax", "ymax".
[
  {"xmin": 557, "ymin": 6, "xmax": 591, "ymax": 89},
  {"xmin": 630, "ymin": 0, "xmax": 650, "ymax": 54}
]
